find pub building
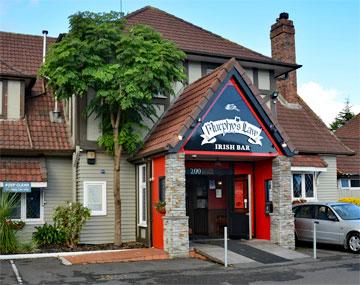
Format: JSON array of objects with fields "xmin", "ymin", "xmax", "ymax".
[{"xmin": 0, "ymin": 7, "xmax": 353, "ymax": 257}]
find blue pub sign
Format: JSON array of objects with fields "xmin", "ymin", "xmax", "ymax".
[{"xmin": 3, "ymin": 182, "xmax": 31, "ymax": 193}]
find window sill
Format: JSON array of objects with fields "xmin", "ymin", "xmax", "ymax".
[
  {"xmin": 90, "ymin": 212, "xmax": 107, "ymax": 217},
  {"xmin": 341, "ymin": 188, "xmax": 360, "ymax": 190},
  {"xmin": 10, "ymin": 219, "xmax": 44, "ymax": 225},
  {"xmin": 138, "ymin": 223, "xmax": 147, "ymax": 228}
]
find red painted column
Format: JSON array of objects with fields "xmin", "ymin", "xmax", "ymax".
[
  {"xmin": 254, "ymin": 159, "xmax": 272, "ymax": 240},
  {"xmin": 152, "ymin": 156, "xmax": 165, "ymax": 249}
]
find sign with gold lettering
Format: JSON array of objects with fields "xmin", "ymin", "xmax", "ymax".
[{"xmin": 184, "ymin": 81, "xmax": 277, "ymax": 154}]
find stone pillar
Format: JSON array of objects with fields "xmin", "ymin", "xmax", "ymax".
[
  {"xmin": 163, "ymin": 153, "xmax": 189, "ymax": 257},
  {"xmin": 271, "ymin": 156, "xmax": 295, "ymax": 249}
]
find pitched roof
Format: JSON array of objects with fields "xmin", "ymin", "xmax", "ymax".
[
  {"xmin": 290, "ymin": 155, "xmax": 328, "ymax": 168},
  {"xmin": 335, "ymin": 113, "xmax": 360, "ymax": 138},
  {"xmin": 276, "ymin": 95, "xmax": 353, "ymax": 155},
  {"xmin": 0, "ymin": 158, "xmax": 47, "ymax": 182},
  {"xmin": 138, "ymin": 57, "xmax": 353, "ymax": 158},
  {"xmin": 334, "ymin": 114, "xmax": 360, "ymax": 175},
  {"xmin": 0, "ymin": 93, "xmax": 73, "ymax": 151},
  {"xmin": 0, "ymin": 31, "xmax": 73, "ymax": 152},
  {"xmin": 126, "ymin": 6, "xmax": 298, "ymax": 69},
  {"xmin": 0, "ymin": 32, "xmax": 56, "ymax": 77},
  {"xmin": 138, "ymin": 58, "xmax": 289, "ymax": 157}
]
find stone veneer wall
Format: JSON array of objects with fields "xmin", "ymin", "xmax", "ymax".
[
  {"xmin": 164, "ymin": 153, "xmax": 189, "ymax": 257},
  {"xmin": 271, "ymin": 156, "xmax": 295, "ymax": 249}
]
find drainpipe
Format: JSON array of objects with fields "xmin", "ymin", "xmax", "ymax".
[{"xmin": 43, "ymin": 30, "xmax": 61, "ymax": 122}]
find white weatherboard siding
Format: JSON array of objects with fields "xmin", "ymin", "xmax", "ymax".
[
  {"xmin": 78, "ymin": 153, "xmax": 136, "ymax": 244},
  {"xmin": 316, "ymin": 156, "xmax": 338, "ymax": 201},
  {"xmin": 188, "ymin": 61, "xmax": 202, "ymax": 84},
  {"xmin": 17, "ymin": 157, "xmax": 73, "ymax": 242},
  {"xmin": 338, "ymin": 186, "xmax": 360, "ymax": 199},
  {"xmin": 7, "ymin": 80, "xmax": 21, "ymax": 119}
]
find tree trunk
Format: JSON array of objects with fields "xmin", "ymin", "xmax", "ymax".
[
  {"xmin": 112, "ymin": 111, "xmax": 122, "ymax": 246},
  {"xmin": 113, "ymin": 144, "xmax": 122, "ymax": 246}
]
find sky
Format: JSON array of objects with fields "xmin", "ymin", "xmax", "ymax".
[{"xmin": 1, "ymin": 0, "xmax": 359, "ymax": 125}]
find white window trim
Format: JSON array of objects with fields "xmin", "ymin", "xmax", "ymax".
[
  {"xmin": 291, "ymin": 172, "xmax": 317, "ymax": 201},
  {"xmin": 10, "ymin": 190, "xmax": 44, "ymax": 224},
  {"xmin": 83, "ymin": 181, "xmax": 107, "ymax": 216},
  {"xmin": 138, "ymin": 164, "xmax": 147, "ymax": 227},
  {"xmin": 339, "ymin": 178, "xmax": 360, "ymax": 190}
]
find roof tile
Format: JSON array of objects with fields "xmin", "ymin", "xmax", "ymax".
[{"xmin": 0, "ymin": 158, "xmax": 47, "ymax": 182}]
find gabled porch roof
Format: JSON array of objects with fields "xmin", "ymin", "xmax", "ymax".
[{"xmin": 137, "ymin": 58, "xmax": 293, "ymax": 158}]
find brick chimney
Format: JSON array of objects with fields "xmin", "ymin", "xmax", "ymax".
[{"xmin": 270, "ymin": 12, "xmax": 298, "ymax": 103}]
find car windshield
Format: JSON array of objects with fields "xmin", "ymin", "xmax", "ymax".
[{"xmin": 332, "ymin": 204, "xmax": 360, "ymax": 220}]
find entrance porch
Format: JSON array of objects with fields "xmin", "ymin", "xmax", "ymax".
[{"xmin": 151, "ymin": 153, "xmax": 295, "ymax": 257}]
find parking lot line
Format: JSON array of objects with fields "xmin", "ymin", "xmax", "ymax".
[{"xmin": 10, "ymin": 260, "xmax": 23, "ymax": 284}]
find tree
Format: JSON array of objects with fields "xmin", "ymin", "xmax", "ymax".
[
  {"xmin": 330, "ymin": 98, "xmax": 355, "ymax": 131},
  {"xmin": 39, "ymin": 11, "xmax": 186, "ymax": 245}
]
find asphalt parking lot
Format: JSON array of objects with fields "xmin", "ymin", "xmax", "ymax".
[{"xmin": 1, "ymin": 244, "xmax": 358, "ymax": 285}]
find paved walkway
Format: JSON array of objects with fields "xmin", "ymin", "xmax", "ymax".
[
  {"xmin": 62, "ymin": 248, "xmax": 169, "ymax": 265},
  {"xmin": 192, "ymin": 239, "xmax": 309, "ymax": 266}
]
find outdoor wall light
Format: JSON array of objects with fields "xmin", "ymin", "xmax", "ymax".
[
  {"xmin": 86, "ymin": 150, "xmax": 96, "ymax": 165},
  {"xmin": 281, "ymin": 142, "xmax": 288, "ymax": 148},
  {"xmin": 271, "ymin": 91, "xmax": 279, "ymax": 99},
  {"xmin": 178, "ymin": 135, "xmax": 183, "ymax": 141}
]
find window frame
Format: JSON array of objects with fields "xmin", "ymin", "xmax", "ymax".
[
  {"xmin": 83, "ymin": 181, "xmax": 107, "ymax": 216},
  {"xmin": 9, "ymin": 189, "xmax": 44, "ymax": 224},
  {"xmin": 339, "ymin": 178, "xmax": 360, "ymax": 190},
  {"xmin": 138, "ymin": 164, "xmax": 147, "ymax": 227},
  {"xmin": 291, "ymin": 172, "xmax": 317, "ymax": 201}
]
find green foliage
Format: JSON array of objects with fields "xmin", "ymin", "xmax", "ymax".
[
  {"xmin": 33, "ymin": 223, "xmax": 67, "ymax": 247},
  {"xmin": 53, "ymin": 202, "xmax": 91, "ymax": 248},
  {"xmin": 0, "ymin": 190, "xmax": 20, "ymax": 254},
  {"xmin": 330, "ymin": 98, "xmax": 355, "ymax": 131},
  {"xmin": 39, "ymin": 11, "xmax": 186, "ymax": 154},
  {"xmin": 154, "ymin": 201, "xmax": 166, "ymax": 213},
  {"xmin": 17, "ymin": 241, "xmax": 38, "ymax": 254}
]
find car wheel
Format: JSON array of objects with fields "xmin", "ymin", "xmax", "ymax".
[{"xmin": 347, "ymin": 233, "xmax": 360, "ymax": 253}]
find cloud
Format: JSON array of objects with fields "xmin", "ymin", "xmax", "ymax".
[{"xmin": 298, "ymin": 81, "xmax": 360, "ymax": 126}]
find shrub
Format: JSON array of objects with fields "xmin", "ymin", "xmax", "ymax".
[
  {"xmin": 53, "ymin": 202, "xmax": 91, "ymax": 248},
  {"xmin": 339, "ymin": 197, "xmax": 360, "ymax": 206},
  {"xmin": 0, "ymin": 191, "xmax": 20, "ymax": 254},
  {"xmin": 33, "ymin": 223, "xmax": 67, "ymax": 247}
]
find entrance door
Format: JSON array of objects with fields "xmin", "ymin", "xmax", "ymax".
[
  {"xmin": 186, "ymin": 176, "xmax": 208, "ymax": 236},
  {"xmin": 229, "ymin": 175, "xmax": 249, "ymax": 239}
]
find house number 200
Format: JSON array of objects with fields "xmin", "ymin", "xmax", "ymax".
[{"xmin": 190, "ymin": 168, "xmax": 202, "ymax": 175}]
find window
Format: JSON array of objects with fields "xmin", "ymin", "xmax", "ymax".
[
  {"xmin": 292, "ymin": 173, "xmax": 316, "ymax": 200},
  {"xmin": 295, "ymin": 205, "xmax": 315, "ymax": 219},
  {"xmin": 138, "ymin": 165, "xmax": 147, "ymax": 227},
  {"xmin": 340, "ymin": 178, "xmax": 360, "ymax": 190},
  {"xmin": 6, "ymin": 189, "xmax": 43, "ymax": 223},
  {"xmin": 159, "ymin": 177, "xmax": 165, "ymax": 203},
  {"xmin": 316, "ymin": 206, "xmax": 337, "ymax": 221},
  {"xmin": 84, "ymin": 181, "xmax": 106, "ymax": 216}
]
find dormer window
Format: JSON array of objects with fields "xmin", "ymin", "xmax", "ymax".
[{"xmin": 0, "ymin": 79, "xmax": 24, "ymax": 120}]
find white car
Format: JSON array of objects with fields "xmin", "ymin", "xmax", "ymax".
[{"xmin": 292, "ymin": 202, "xmax": 360, "ymax": 253}]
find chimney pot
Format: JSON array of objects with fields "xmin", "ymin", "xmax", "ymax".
[
  {"xmin": 279, "ymin": 12, "xmax": 289, "ymax": 20},
  {"xmin": 42, "ymin": 30, "xmax": 48, "ymax": 35}
]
